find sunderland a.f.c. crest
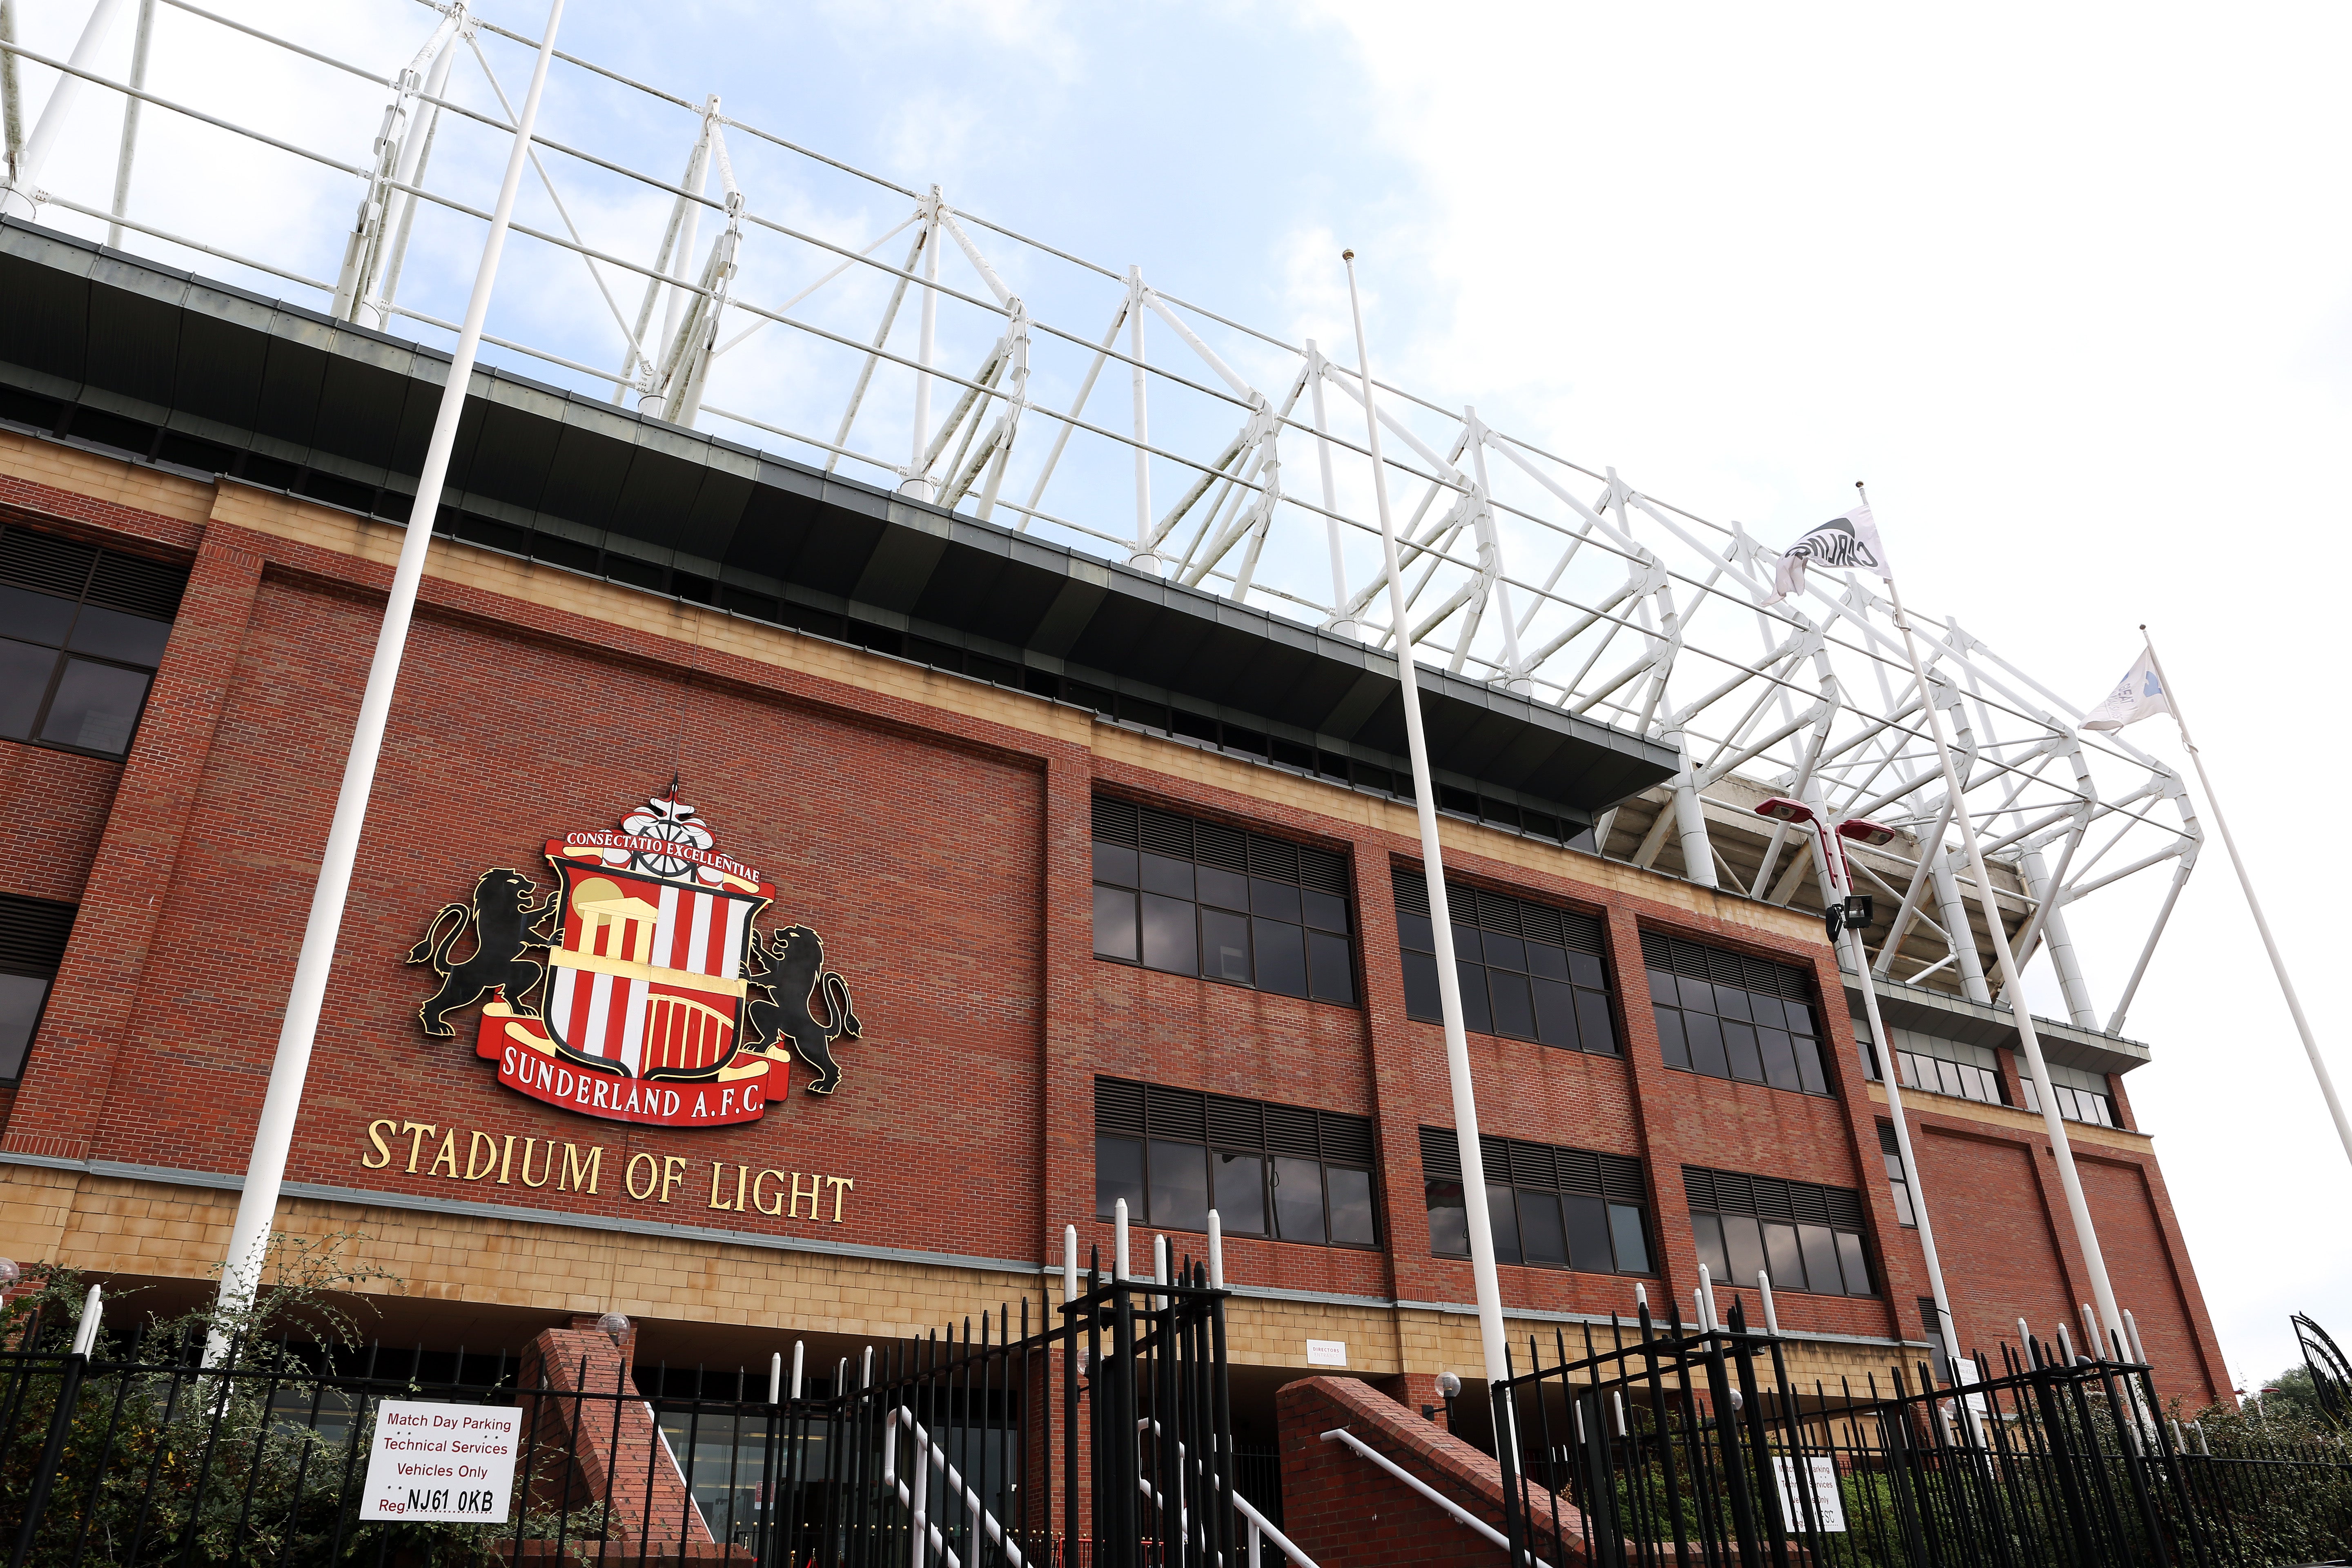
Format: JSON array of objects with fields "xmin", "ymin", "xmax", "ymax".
[{"xmin": 405, "ymin": 788, "xmax": 862, "ymax": 1126}]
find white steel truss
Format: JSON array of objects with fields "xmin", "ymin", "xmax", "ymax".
[{"xmin": 0, "ymin": 0, "xmax": 2199, "ymax": 1036}]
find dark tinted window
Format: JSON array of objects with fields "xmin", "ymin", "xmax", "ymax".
[
  {"xmin": 1422, "ymin": 1127, "xmax": 1651, "ymax": 1276},
  {"xmin": 1096, "ymin": 1078, "xmax": 1377, "ymax": 1250},
  {"xmin": 1684, "ymin": 1165, "xmax": 1873, "ymax": 1298},
  {"xmin": 0, "ymin": 896, "xmax": 76, "ymax": 1080},
  {"xmin": 1643, "ymin": 933, "xmax": 1828, "ymax": 1095},
  {"xmin": 0, "ymin": 527, "xmax": 185, "ymax": 760},
  {"xmin": 1093, "ymin": 798, "xmax": 1354, "ymax": 1005},
  {"xmin": 1397, "ymin": 869, "xmax": 1617, "ymax": 1054}
]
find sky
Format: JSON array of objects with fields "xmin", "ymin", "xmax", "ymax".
[{"xmin": 11, "ymin": 0, "xmax": 2350, "ymax": 1390}]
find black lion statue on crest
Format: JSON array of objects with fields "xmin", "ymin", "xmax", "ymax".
[
  {"xmin": 406, "ymin": 868, "xmax": 553, "ymax": 1036},
  {"xmin": 745, "ymin": 924, "xmax": 862, "ymax": 1096}
]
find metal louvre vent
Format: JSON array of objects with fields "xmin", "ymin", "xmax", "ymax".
[
  {"xmin": 1509, "ymin": 1142, "xmax": 1555, "ymax": 1188},
  {"xmin": 1598, "ymin": 1157, "xmax": 1646, "ymax": 1203},
  {"xmin": 1094, "ymin": 796, "xmax": 1140, "ymax": 845},
  {"xmin": 1096, "ymin": 795, "xmax": 1352, "ymax": 898},
  {"xmin": 0, "ymin": 897, "xmax": 77, "ymax": 974},
  {"xmin": 1391, "ymin": 866, "xmax": 1604, "ymax": 954},
  {"xmin": 1317, "ymin": 1111, "xmax": 1375, "ymax": 1166},
  {"xmin": 1297, "ymin": 847, "xmax": 1347, "ymax": 895},
  {"xmin": 1641, "ymin": 933, "xmax": 1812, "ymax": 1001},
  {"xmin": 1684, "ymin": 1163, "xmax": 1865, "ymax": 1229},
  {"xmin": 1421, "ymin": 1125, "xmax": 1642, "ymax": 1199},
  {"xmin": 86, "ymin": 551, "xmax": 188, "ymax": 620},
  {"xmin": 1247, "ymin": 836, "xmax": 1298, "ymax": 882},
  {"xmin": 1142, "ymin": 808, "xmax": 1197, "ymax": 861},
  {"xmin": 1193, "ymin": 822, "xmax": 1247, "ymax": 871},
  {"xmin": 1878, "ymin": 1120, "xmax": 1902, "ymax": 1155},
  {"xmin": 1206, "ymin": 1096, "xmax": 1262, "ymax": 1150},
  {"xmin": 1394, "ymin": 869, "xmax": 1431, "ymax": 918},
  {"xmin": 1144, "ymin": 1085, "xmax": 1208, "ymax": 1142},
  {"xmin": 0, "ymin": 527, "xmax": 188, "ymax": 621},
  {"xmin": 1099, "ymin": 1077, "xmax": 1372, "ymax": 1164},
  {"xmin": 1262, "ymin": 1103, "xmax": 1321, "ymax": 1159},
  {"xmin": 1096, "ymin": 1077, "xmax": 1147, "ymax": 1136},
  {"xmin": 0, "ymin": 528, "xmax": 98, "ymax": 599}
]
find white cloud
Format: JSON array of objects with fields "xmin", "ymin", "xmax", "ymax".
[{"xmin": 1303, "ymin": 0, "xmax": 2352, "ymax": 1387}]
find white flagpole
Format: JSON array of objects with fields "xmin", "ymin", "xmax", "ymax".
[
  {"xmin": 1819, "ymin": 829, "xmax": 1964, "ymax": 1373},
  {"xmin": 1343, "ymin": 252, "xmax": 1510, "ymax": 1389},
  {"xmin": 1862, "ymin": 482, "xmax": 2127, "ymax": 1350},
  {"xmin": 2139, "ymin": 627, "xmax": 2352, "ymax": 1170},
  {"xmin": 207, "ymin": 0, "xmax": 570, "ymax": 1343}
]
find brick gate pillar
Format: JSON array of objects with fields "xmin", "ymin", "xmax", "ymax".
[{"xmin": 515, "ymin": 1319, "xmax": 741, "ymax": 1561}]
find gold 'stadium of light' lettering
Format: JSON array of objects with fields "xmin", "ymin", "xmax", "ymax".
[{"xmin": 359, "ymin": 1117, "xmax": 853, "ymax": 1222}]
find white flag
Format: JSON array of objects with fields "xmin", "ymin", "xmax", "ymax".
[
  {"xmin": 1763, "ymin": 504, "xmax": 1892, "ymax": 606},
  {"xmin": 2081, "ymin": 650, "xmax": 2172, "ymax": 732}
]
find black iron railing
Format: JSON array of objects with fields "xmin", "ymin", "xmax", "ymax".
[
  {"xmin": 1492, "ymin": 1298, "xmax": 2352, "ymax": 1568},
  {"xmin": 0, "ymin": 1260, "xmax": 1253, "ymax": 1568}
]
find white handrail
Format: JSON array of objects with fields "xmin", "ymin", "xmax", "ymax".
[
  {"xmin": 1319, "ymin": 1428, "xmax": 1552, "ymax": 1568},
  {"xmin": 882, "ymin": 1406, "xmax": 1023, "ymax": 1568},
  {"xmin": 1134, "ymin": 1416, "xmax": 1318, "ymax": 1568}
]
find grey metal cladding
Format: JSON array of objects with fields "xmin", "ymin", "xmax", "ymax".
[{"xmin": 0, "ymin": 218, "xmax": 1678, "ymax": 817}]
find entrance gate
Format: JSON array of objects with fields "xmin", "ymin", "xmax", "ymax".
[{"xmin": 0, "ymin": 1261, "xmax": 1254, "ymax": 1567}]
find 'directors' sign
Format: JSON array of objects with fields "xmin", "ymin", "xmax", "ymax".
[{"xmin": 358, "ymin": 1399, "xmax": 521, "ymax": 1523}]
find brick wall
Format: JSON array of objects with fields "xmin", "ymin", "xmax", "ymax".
[{"xmin": 0, "ymin": 445, "xmax": 2233, "ymax": 1413}]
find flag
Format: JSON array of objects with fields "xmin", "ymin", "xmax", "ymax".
[
  {"xmin": 1764, "ymin": 504, "xmax": 1892, "ymax": 606},
  {"xmin": 2080, "ymin": 649, "xmax": 2171, "ymax": 732}
]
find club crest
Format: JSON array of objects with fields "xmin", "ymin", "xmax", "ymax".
[{"xmin": 404, "ymin": 786, "xmax": 862, "ymax": 1126}]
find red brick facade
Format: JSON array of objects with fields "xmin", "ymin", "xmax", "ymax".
[{"xmin": 0, "ymin": 454, "xmax": 2231, "ymax": 1412}]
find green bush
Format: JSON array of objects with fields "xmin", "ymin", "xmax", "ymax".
[{"xmin": 0, "ymin": 1234, "xmax": 605, "ymax": 1566}]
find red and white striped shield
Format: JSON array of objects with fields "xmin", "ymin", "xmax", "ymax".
[{"xmin": 542, "ymin": 850, "xmax": 771, "ymax": 1080}]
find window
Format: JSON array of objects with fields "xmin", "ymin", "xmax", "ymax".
[
  {"xmin": 1858, "ymin": 1018, "xmax": 2007, "ymax": 1107},
  {"xmin": 1095, "ymin": 1078, "xmax": 1378, "ymax": 1248},
  {"xmin": 1684, "ymin": 1166, "xmax": 1874, "ymax": 1298},
  {"xmin": 2020, "ymin": 1061, "xmax": 2120, "ymax": 1128},
  {"xmin": 0, "ymin": 896, "xmax": 77, "ymax": 1080},
  {"xmin": 1421, "ymin": 1127, "xmax": 1651, "ymax": 1276},
  {"xmin": 1396, "ymin": 870, "xmax": 1617, "ymax": 1053},
  {"xmin": 1643, "ymin": 934, "xmax": 1827, "ymax": 1094},
  {"xmin": 1091, "ymin": 797, "xmax": 1355, "ymax": 1005},
  {"xmin": 1878, "ymin": 1121, "xmax": 1916, "ymax": 1227},
  {"xmin": 0, "ymin": 527, "xmax": 185, "ymax": 760}
]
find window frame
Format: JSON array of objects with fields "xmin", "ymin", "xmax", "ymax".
[
  {"xmin": 1090, "ymin": 798, "xmax": 1358, "ymax": 1008},
  {"xmin": 1860, "ymin": 1024, "xmax": 2010, "ymax": 1109},
  {"xmin": 0, "ymin": 530, "xmax": 183, "ymax": 763},
  {"xmin": 1094, "ymin": 1078, "xmax": 1380, "ymax": 1252},
  {"xmin": 1642, "ymin": 933, "xmax": 1831, "ymax": 1097},
  {"xmin": 1878, "ymin": 1120, "xmax": 1917, "ymax": 1229},
  {"xmin": 1421, "ymin": 1127, "xmax": 1655, "ymax": 1278},
  {"xmin": 2020, "ymin": 1071, "xmax": 2121, "ymax": 1129},
  {"xmin": 1684, "ymin": 1164, "xmax": 1876, "ymax": 1299},
  {"xmin": 0, "ymin": 895, "xmax": 77, "ymax": 1083},
  {"xmin": 1395, "ymin": 870, "xmax": 1620, "ymax": 1055}
]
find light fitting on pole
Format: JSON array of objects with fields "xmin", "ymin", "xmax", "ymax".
[{"xmin": 595, "ymin": 1310, "xmax": 629, "ymax": 1345}]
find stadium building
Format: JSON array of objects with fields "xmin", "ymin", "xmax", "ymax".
[{"xmin": 0, "ymin": 203, "xmax": 2230, "ymax": 1503}]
